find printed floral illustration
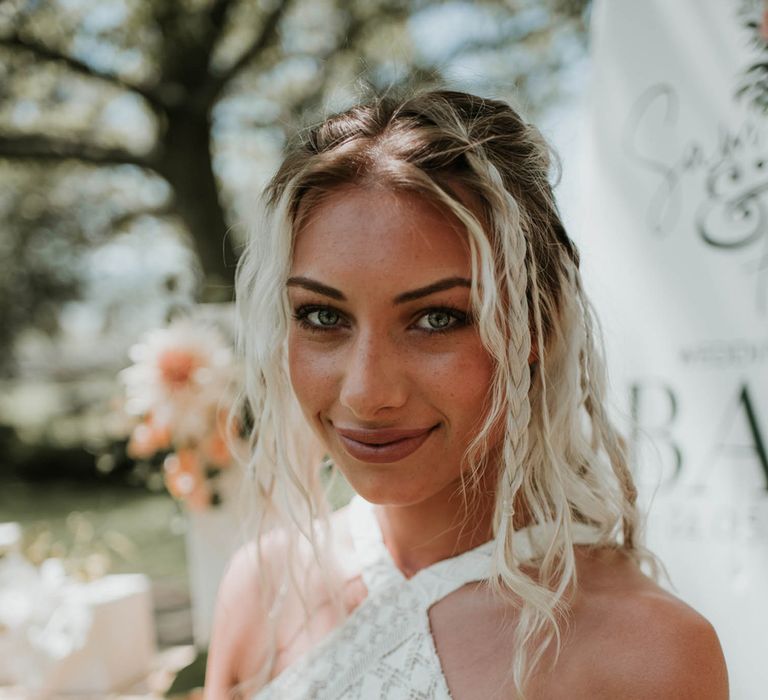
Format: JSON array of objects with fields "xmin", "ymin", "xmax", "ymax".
[{"xmin": 737, "ymin": 0, "xmax": 768, "ymax": 113}]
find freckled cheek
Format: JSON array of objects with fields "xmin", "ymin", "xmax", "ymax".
[
  {"xmin": 287, "ymin": 338, "xmax": 342, "ymax": 413},
  {"xmin": 419, "ymin": 345, "xmax": 495, "ymax": 420}
]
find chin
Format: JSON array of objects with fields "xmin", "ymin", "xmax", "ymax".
[{"xmin": 338, "ymin": 465, "xmax": 448, "ymax": 508}]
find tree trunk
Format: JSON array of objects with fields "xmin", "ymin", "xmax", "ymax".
[{"xmin": 161, "ymin": 107, "xmax": 237, "ymax": 302}]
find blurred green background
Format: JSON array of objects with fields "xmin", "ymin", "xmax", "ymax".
[{"xmin": 0, "ymin": 0, "xmax": 591, "ymax": 650}]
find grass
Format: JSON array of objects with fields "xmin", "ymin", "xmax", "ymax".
[{"xmin": 0, "ymin": 477, "xmax": 188, "ymax": 583}]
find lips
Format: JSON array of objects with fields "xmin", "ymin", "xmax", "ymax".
[{"xmin": 334, "ymin": 424, "xmax": 439, "ymax": 463}]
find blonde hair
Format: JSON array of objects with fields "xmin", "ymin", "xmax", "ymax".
[{"xmin": 232, "ymin": 89, "xmax": 650, "ymax": 698}]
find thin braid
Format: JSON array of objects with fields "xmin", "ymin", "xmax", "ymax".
[
  {"xmin": 501, "ymin": 222, "xmax": 532, "ymax": 490},
  {"xmin": 474, "ymin": 156, "xmax": 531, "ymax": 525}
]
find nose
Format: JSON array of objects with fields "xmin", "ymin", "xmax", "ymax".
[{"xmin": 338, "ymin": 330, "xmax": 408, "ymax": 420}]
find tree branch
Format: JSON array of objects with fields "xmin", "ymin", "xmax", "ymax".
[
  {"xmin": 447, "ymin": 24, "xmax": 556, "ymax": 60},
  {"xmin": 0, "ymin": 132, "xmax": 161, "ymax": 170},
  {"xmin": 209, "ymin": 0, "xmax": 293, "ymax": 97},
  {"xmin": 107, "ymin": 203, "xmax": 176, "ymax": 232},
  {"xmin": 208, "ymin": 0, "xmax": 239, "ymax": 42},
  {"xmin": 0, "ymin": 31, "xmax": 165, "ymax": 113},
  {"xmin": 286, "ymin": 4, "xmax": 410, "ymax": 119}
]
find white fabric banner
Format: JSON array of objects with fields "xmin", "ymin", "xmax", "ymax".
[{"xmin": 582, "ymin": 2, "xmax": 768, "ymax": 698}]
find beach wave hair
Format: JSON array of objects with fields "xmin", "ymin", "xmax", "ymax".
[{"xmin": 231, "ymin": 89, "xmax": 651, "ymax": 698}]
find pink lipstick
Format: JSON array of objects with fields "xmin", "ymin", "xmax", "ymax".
[{"xmin": 334, "ymin": 425, "xmax": 438, "ymax": 463}]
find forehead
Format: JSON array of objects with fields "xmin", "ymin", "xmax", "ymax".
[{"xmin": 290, "ymin": 186, "xmax": 472, "ymax": 282}]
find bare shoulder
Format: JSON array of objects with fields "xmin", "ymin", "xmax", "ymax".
[
  {"xmin": 603, "ymin": 589, "xmax": 728, "ymax": 699},
  {"xmin": 204, "ymin": 529, "xmax": 286, "ymax": 699},
  {"xmin": 204, "ymin": 505, "xmax": 360, "ymax": 699},
  {"xmin": 573, "ymin": 548, "xmax": 729, "ymax": 700}
]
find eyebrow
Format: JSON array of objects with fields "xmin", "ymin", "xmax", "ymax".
[
  {"xmin": 286, "ymin": 276, "xmax": 471, "ymax": 304},
  {"xmin": 393, "ymin": 276, "xmax": 472, "ymax": 303},
  {"xmin": 286, "ymin": 277, "xmax": 345, "ymax": 300}
]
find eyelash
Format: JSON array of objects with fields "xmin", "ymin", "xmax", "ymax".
[{"xmin": 292, "ymin": 304, "xmax": 470, "ymax": 335}]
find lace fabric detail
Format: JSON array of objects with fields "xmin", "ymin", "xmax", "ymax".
[
  {"xmin": 251, "ymin": 497, "xmax": 602, "ymax": 700},
  {"xmin": 254, "ymin": 577, "xmax": 453, "ymax": 699}
]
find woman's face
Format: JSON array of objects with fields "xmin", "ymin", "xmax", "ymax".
[{"xmin": 287, "ymin": 185, "xmax": 496, "ymax": 506}]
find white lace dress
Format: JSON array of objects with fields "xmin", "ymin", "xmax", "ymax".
[{"xmin": 252, "ymin": 496, "xmax": 602, "ymax": 700}]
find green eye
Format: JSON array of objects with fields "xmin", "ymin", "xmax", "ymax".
[
  {"xmin": 426, "ymin": 311, "xmax": 452, "ymax": 329},
  {"xmin": 414, "ymin": 308, "xmax": 466, "ymax": 332},
  {"xmin": 309, "ymin": 309, "xmax": 339, "ymax": 326},
  {"xmin": 293, "ymin": 305, "xmax": 344, "ymax": 332}
]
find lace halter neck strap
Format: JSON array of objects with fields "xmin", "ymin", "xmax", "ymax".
[
  {"xmin": 347, "ymin": 495, "xmax": 407, "ymax": 593},
  {"xmin": 347, "ymin": 495, "xmax": 604, "ymax": 609}
]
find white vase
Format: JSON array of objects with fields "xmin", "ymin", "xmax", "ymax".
[{"xmin": 184, "ymin": 466, "xmax": 243, "ymax": 649}]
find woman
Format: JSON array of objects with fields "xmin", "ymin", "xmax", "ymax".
[{"xmin": 205, "ymin": 90, "xmax": 728, "ymax": 699}]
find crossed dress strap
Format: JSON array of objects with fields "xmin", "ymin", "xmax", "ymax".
[
  {"xmin": 348, "ymin": 495, "xmax": 605, "ymax": 609},
  {"xmin": 252, "ymin": 498, "xmax": 606, "ymax": 699}
]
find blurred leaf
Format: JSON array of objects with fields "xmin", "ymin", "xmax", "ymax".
[{"xmin": 165, "ymin": 649, "xmax": 208, "ymax": 697}]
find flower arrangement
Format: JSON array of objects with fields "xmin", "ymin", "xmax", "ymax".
[{"xmin": 120, "ymin": 317, "xmax": 242, "ymax": 511}]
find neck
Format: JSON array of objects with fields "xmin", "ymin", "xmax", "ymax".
[{"xmin": 372, "ymin": 473, "xmax": 498, "ymax": 579}]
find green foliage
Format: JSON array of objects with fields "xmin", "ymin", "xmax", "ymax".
[
  {"xmin": 0, "ymin": 0, "xmax": 591, "ymax": 376},
  {"xmin": 165, "ymin": 649, "xmax": 208, "ymax": 696}
]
